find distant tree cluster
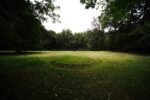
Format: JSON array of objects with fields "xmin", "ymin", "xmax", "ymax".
[
  {"xmin": 41, "ymin": 26, "xmax": 149, "ymax": 53},
  {"xmin": 42, "ymin": 29, "xmax": 87, "ymax": 50}
]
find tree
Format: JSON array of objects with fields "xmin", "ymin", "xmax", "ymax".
[
  {"xmin": 42, "ymin": 29, "xmax": 57, "ymax": 50},
  {"xmin": 81, "ymin": 0, "xmax": 150, "ymax": 53},
  {"xmin": 81, "ymin": 0, "xmax": 150, "ymax": 29},
  {"xmin": 0, "ymin": 0, "xmax": 59, "ymax": 51},
  {"xmin": 72, "ymin": 33, "xmax": 87, "ymax": 50},
  {"xmin": 86, "ymin": 29, "xmax": 104, "ymax": 50},
  {"xmin": 56, "ymin": 29, "xmax": 73, "ymax": 50},
  {"xmin": 91, "ymin": 17, "xmax": 101, "ymax": 30}
]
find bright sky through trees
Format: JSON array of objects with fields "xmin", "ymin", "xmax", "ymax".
[{"xmin": 42, "ymin": 0, "xmax": 100, "ymax": 33}]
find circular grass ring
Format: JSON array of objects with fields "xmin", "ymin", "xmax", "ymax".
[{"xmin": 50, "ymin": 55, "xmax": 96, "ymax": 69}]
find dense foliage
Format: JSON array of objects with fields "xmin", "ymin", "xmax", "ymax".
[
  {"xmin": 40, "ymin": 26, "xmax": 149, "ymax": 53},
  {"xmin": 0, "ymin": 0, "xmax": 58, "ymax": 52},
  {"xmin": 0, "ymin": 0, "xmax": 149, "ymax": 53},
  {"xmin": 79, "ymin": 0, "xmax": 150, "ymax": 53}
]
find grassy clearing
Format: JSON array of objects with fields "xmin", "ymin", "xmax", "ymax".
[{"xmin": 0, "ymin": 51, "xmax": 150, "ymax": 100}]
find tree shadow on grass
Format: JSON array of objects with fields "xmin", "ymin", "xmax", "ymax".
[{"xmin": 0, "ymin": 51, "xmax": 43, "ymax": 56}]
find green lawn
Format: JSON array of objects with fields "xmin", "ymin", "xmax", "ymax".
[{"xmin": 0, "ymin": 51, "xmax": 150, "ymax": 100}]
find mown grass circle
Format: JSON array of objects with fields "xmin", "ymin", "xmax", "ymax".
[{"xmin": 50, "ymin": 55, "xmax": 96, "ymax": 69}]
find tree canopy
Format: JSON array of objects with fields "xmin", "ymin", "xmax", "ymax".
[
  {"xmin": 80, "ymin": 0, "xmax": 150, "ymax": 52},
  {"xmin": 0, "ymin": 0, "xmax": 149, "ymax": 53},
  {"xmin": 81, "ymin": 0, "xmax": 150, "ymax": 29},
  {"xmin": 0, "ymin": 0, "xmax": 59, "ymax": 51}
]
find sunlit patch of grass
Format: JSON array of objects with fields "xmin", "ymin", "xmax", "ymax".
[{"xmin": 0, "ymin": 51, "xmax": 150, "ymax": 100}]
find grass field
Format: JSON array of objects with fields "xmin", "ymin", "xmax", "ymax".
[{"xmin": 0, "ymin": 51, "xmax": 150, "ymax": 100}]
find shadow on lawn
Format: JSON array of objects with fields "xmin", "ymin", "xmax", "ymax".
[{"xmin": 0, "ymin": 51, "xmax": 43, "ymax": 56}]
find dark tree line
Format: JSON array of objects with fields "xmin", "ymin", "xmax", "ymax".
[
  {"xmin": 0, "ymin": 0, "xmax": 149, "ymax": 53},
  {"xmin": 42, "ymin": 24, "xmax": 150, "ymax": 53},
  {"xmin": 0, "ymin": 0, "xmax": 59, "ymax": 52}
]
